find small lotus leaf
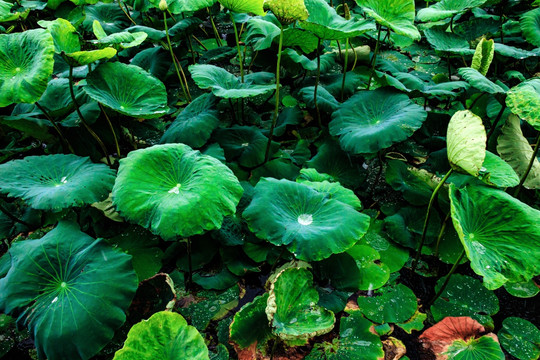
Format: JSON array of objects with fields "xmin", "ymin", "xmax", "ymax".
[
  {"xmin": 357, "ymin": 0, "xmax": 420, "ymax": 40},
  {"xmin": 504, "ymin": 280, "xmax": 540, "ymax": 298},
  {"xmin": 84, "ymin": 62, "xmax": 168, "ymax": 118},
  {"xmin": 264, "ymin": 0, "xmax": 308, "ymax": 24},
  {"xmin": 0, "ymin": 154, "xmax": 115, "ymax": 211},
  {"xmin": 449, "ymin": 184, "xmax": 540, "ymax": 290},
  {"xmin": 0, "ymin": 29, "xmax": 55, "ymax": 107},
  {"xmin": 417, "ymin": 0, "xmax": 488, "ymax": 22},
  {"xmin": 498, "ymin": 317, "xmax": 540, "ymax": 360},
  {"xmin": 112, "ymin": 144, "xmax": 243, "ymax": 239},
  {"xmin": 113, "ymin": 311, "xmax": 209, "ymax": 360},
  {"xmin": 471, "ymin": 38, "xmax": 494, "ymax": 76},
  {"xmin": 521, "ymin": 8, "xmax": 540, "ymax": 47},
  {"xmin": 229, "ymin": 293, "xmax": 272, "ymax": 349},
  {"xmin": 458, "ymin": 67, "xmax": 505, "ymax": 94},
  {"xmin": 445, "ymin": 336, "xmax": 505, "ymax": 360},
  {"xmin": 64, "ymin": 48, "xmax": 117, "ymax": 66},
  {"xmin": 506, "ymin": 79, "xmax": 540, "ymax": 130},
  {"xmin": 356, "ymin": 284, "xmax": 417, "ymax": 324},
  {"xmin": 478, "ymin": 151, "xmax": 519, "ymax": 188}
]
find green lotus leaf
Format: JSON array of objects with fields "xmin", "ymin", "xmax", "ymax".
[
  {"xmin": 282, "ymin": 28, "xmax": 319, "ymax": 53},
  {"xmin": 329, "ymin": 88, "xmax": 427, "ymax": 154},
  {"xmin": 0, "ymin": 29, "xmax": 55, "ymax": 107},
  {"xmin": 113, "ymin": 311, "xmax": 209, "ymax": 360},
  {"xmin": 431, "ymin": 274, "xmax": 499, "ymax": 328},
  {"xmin": 189, "ymin": 64, "xmax": 275, "ymax": 99},
  {"xmin": 497, "ymin": 114, "xmax": 540, "ymax": 189},
  {"xmin": 458, "ymin": 68, "xmax": 505, "ymax": 94},
  {"xmin": 445, "ymin": 336, "xmax": 505, "ymax": 360},
  {"xmin": 193, "ymin": 267, "xmax": 239, "ymax": 290},
  {"xmin": 385, "ymin": 160, "xmax": 439, "ymax": 206},
  {"xmin": 471, "ymin": 38, "xmax": 494, "ymax": 76},
  {"xmin": 243, "ymin": 178, "xmax": 370, "ymax": 261},
  {"xmin": 499, "ymin": 317, "xmax": 540, "ymax": 360},
  {"xmin": 92, "ymin": 21, "xmax": 148, "ymax": 49},
  {"xmin": 449, "ymin": 184, "xmax": 540, "ymax": 290},
  {"xmin": 229, "ymin": 293, "xmax": 272, "ymax": 349},
  {"xmin": 297, "ymin": 179, "xmax": 362, "ymax": 210},
  {"xmin": 84, "ymin": 62, "xmax": 168, "ymax": 119},
  {"xmin": 424, "ymin": 29, "xmax": 475, "ymax": 55},
  {"xmin": 112, "ymin": 144, "xmax": 243, "ymax": 239},
  {"xmin": 506, "ymin": 79, "xmax": 540, "ymax": 130},
  {"xmin": 494, "ymin": 43, "xmax": 539, "ymax": 59},
  {"xmin": 397, "ymin": 310, "xmax": 427, "ymax": 334},
  {"xmin": 417, "ymin": 0, "xmax": 488, "ymax": 22},
  {"xmin": 220, "ymin": 0, "xmax": 264, "ymax": 15},
  {"xmin": 478, "ymin": 151, "xmax": 519, "ymax": 188},
  {"xmin": 521, "ymin": 8, "xmax": 540, "ymax": 47},
  {"xmin": 0, "ymin": 0, "xmax": 23, "ymax": 22},
  {"xmin": 504, "ymin": 279, "xmax": 540, "ymax": 298},
  {"xmin": 82, "ymin": 3, "xmax": 129, "ymax": 33},
  {"xmin": 300, "ymin": 0, "xmax": 374, "ymax": 40},
  {"xmin": 38, "ymin": 18, "xmax": 80, "ymax": 54},
  {"xmin": 0, "ymin": 222, "xmax": 138, "ymax": 360},
  {"xmin": 393, "ymin": 72, "xmax": 469, "ymax": 97},
  {"xmin": 36, "ymin": 78, "xmax": 74, "ymax": 118},
  {"xmin": 283, "ymin": 48, "xmax": 317, "ymax": 70},
  {"xmin": 356, "ymin": 284, "xmax": 418, "ymax": 324},
  {"xmin": 161, "ymin": 94, "xmax": 219, "ymax": 148},
  {"xmin": 266, "ymin": 267, "xmax": 335, "ymax": 345},
  {"xmin": 356, "ymin": 0, "xmax": 420, "ymax": 40},
  {"xmin": 245, "ymin": 17, "xmax": 281, "ymax": 50},
  {"xmin": 264, "ymin": 0, "xmax": 307, "ymax": 24},
  {"xmin": 446, "ymin": 110, "xmax": 487, "ymax": 176},
  {"xmin": 153, "ymin": 0, "xmax": 217, "ymax": 14},
  {"xmin": 305, "ymin": 311, "xmax": 384, "ymax": 360},
  {"xmin": 0, "ymin": 154, "xmax": 115, "ymax": 211},
  {"xmin": 64, "ymin": 48, "xmax": 117, "ymax": 66},
  {"xmin": 298, "ymin": 85, "xmax": 339, "ymax": 113}
]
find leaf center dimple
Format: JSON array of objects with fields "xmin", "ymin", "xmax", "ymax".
[{"xmin": 297, "ymin": 214, "xmax": 313, "ymax": 226}]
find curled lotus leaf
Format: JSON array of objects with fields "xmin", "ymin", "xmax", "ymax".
[
  {"xmin": 506, "ymin": 79, "xmax": 540, "ymax": 130},
  {"xmin": 417, "ymin": 0, "xmax": 488, "ymax": 22},
  {"xmin": 112, "ymin": 144, "xmax": 243, "ymax": 239},
  {"xmin": 264, "ymin": 0, "xmax": 308, "ymax": 24},
  {"xmin": 356, "ymin": 0, "xmax": 420, "ymax": 40},
  {"xmin": 0, "ymin": 154, "xmax": 116, "ymax": 211},
  {"xmin": 37, "ymin": 18, "xmax": 80, "ymax": 54},
  {"xmin": 471, "ymin": 38, "xmax": 494, "ymax": 76},
  {"xmin": 458, "ymin": 68, "xmax": 505, "ymax": 94}
]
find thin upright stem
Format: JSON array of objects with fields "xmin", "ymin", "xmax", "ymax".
[
  {"xmin": 450, "ymin": 15, "xmax": 454, "ymax": 33},
  {"xmin": 0, "ymin": 203, "xmax": 32, "ymax": 228},
  {"xmin": 341, "ymin": 38, "xmax": 349, "ymax": 102},
  {"xmin": 314, "ymin": 38, "xmax": 322, "ymax": 128},
  {"xmin": 34, "ymin": 102, "xmax": 75, "ymax": 154},
  {"xmin": 118, "ymin": 0, "xmax": 136, "ymax": 25},
  {"xmin": 514, "ymin": 132, "xmax": 540, "ymax": 197},
  {"xmin": 231, "ymin": 13, "xmax": 244, "ymax": 82},
  {"xmin": 367, "ymin": 24, "xmax": 382, "ymax": 90},
  {"xmin": 98, "ymin": 103, "xmax": 121, "ymax": 158},
  {"xmin": 486, "ymin": 104, "xmax": 506, "ymax": 141},
  {"xmin": 428, "ymin": 250, "xmax": 466, "ymax": 306},
  {"xmin": 207, "ymin": 8, "xmax": 222, "ymax": 46},
  {"xmin": 186, "ymin": 237, "xmax": 193, "ymax": 290},
  {"xmin": 434, "ymin": 212, "xmax": 450, "ymax": 258},
  {"xmin": 164, "ymin": 11, "xmax": 190, "ymax": 103},
  {"xmin": 265, "ymin": 27, "xmax": 284, "ymax": 164}
]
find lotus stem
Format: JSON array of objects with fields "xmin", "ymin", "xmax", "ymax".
[
  {"xmin": 98, "ymin": 103, "xmax": 121, "ymax": 158},
  {"xmin": 68, "ymin": 66, "xmax": 112, "ymax": 166},
  {"xmin": 186, "ymin": 237, "xmax": 193, "ymax": 290},
  {"xmin": 231, "ymin": 13, "xmax": 244, "ymax": 82},
  {"xmin": 228, "ymin": 98, "xmax": 238, "ymax": 123},
  {"xmin": 514, "ymin": 132, "xmax": 540, "ymax": 197},
  {"xmin": 0, "ymin": 202, "xmax": 32, "ymax": 228},
  {"xmin": 340, "ymin": 38, "xmax": 349, "ymax": 102},
  {"xmin": 118, "ymin": 0, "xmax": 136, "ymax": 25},
  {"xmin": 207, "ymin": 8, "xmax": 222, "ymax": 47},
  {"xmin": 486, "ymin": 104, "xmax": 506, "ymax": 141},
  {"xmin": 265, "ymin": 27, "xmax": 284, "ymax": 164},
  {"xmin": 314, "ymin": 38, "xmax": 322, "ymax": 128},
  {"xmin": 428, "ymin": 249, "xmax": 466, "ymax": 307},
  {"xmin": 434, "ymin": 211, "xmax": 450, "ymax": 258},
  {"xmin": 163, "ymin": 11, "xmax": 191, "ymax": 103},
  {"xmin": 34, "ymin": 102, "xmax": 75, "ymax": 154},
  {"xmin": 450, "ymin": 15, "xmax": 454, "ymax": 33},
  {"xmin": 412, "ymin": 168, "xmax": 453, "ymax": 271},
  {"xmin": 366, "ymin": 23, "xmax": 382, "ymax": 90},
  {"xmin": 192, "ymin": 35, "xmax": 208, "ymax": 50}
]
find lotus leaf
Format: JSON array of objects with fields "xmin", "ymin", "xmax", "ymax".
[
  {"xmin": 113, "ymin": 311, "xmax": 209, "ymax": 360},
  {"xmin": 229, "ymin": 293, "xmax": 272, "ymax": 349},
  {"xmin": 498, "ymin": 317, "xmax": 540, "ymax": 360},
  {"xmin": 243, "ymin": 178, "xmax": 370, "ymax": 261},
  {"xmin": 245, "ymin": 17, "xmax": 281, "ymax": 50},
  {"xmin": 393, "ymin": 72, "xmax": 469, "ymax": 97},
  {"xmin": 356, "ymin": 0, "xmax": 420, "ymax": 40},
  {"xmin": 297, "ymin": 179, "xmax": 362, "ymax": 210},
  {"xmin": 112, "ymin": 144, "xmax": 243, "ymax": 239},
  {"xmin": 471, "ymin": 38, "xmax": 494, "ymax": 76},
  {"xmin": 356, "ymin": 284, "xmax": 418, "ymax": 324},
  {"xmin": 329, "ymin": 88, "xmax": 427, "ymax": 154},
  {"xmin": 417, "ymin": 0, "xmax": 488, "ymax": 22},
  {"xmin": 189, "ymin": 64, "xmax": 275, "ymax": 99},
  {"xmin": 64, "ymin": 48, "xmax": 117, "ymax": 66},
  {"xmin": 504, "ymin": 280, "xmax": 540, "ymax": 298},
  {"xmin": 264, "ymin": 0, "xmax": 307, "ymax": 24},
  {"xmin": 446, "ymin": 110, "xmax": 487, "ymax": 176},
  {"xmin": 494, "ymin": 43, "xmax": 539, "ymax": 59},
  {"xmin": 84, "ymin": 62, "xmax": 168, "ymax": 119},
  {"xmin": 147, "ymin": 0, "xmax": 216, "ymax": 14},
  {"xmin": 0, "ymin": 29, "xmax": 55, "ymax": 107},
  {"xmin": 83, "ymin": 3, "xmax": 129, "ymax": 33},
  {"xmin": 0, "ymin": 222, "xmax": 138, "ymax": 360},
  {"xmin": 449, "ymin": 184, "xmax": 540, "ymax": 289},
  {"xmin": 521, "ymin": 8, "xmax": 540, "ymax": 47},
  {"xmin": 298, "ymin": 86, "xmax": 339, "ymax": 113},
  {"xmin": 266, "ymin": 267, "xmax": 335, "ymax": 345},
  {"xmin": 458, "ymin": 67, "xmax": 505, "ymax": 94},
  {"xmin": 445, "ymin": 336, "xmax": 505, "ymax": 360},
  {"xmin": 385, "ymin": 160, "xmax": 438, "ymax": 206},
  {"xmin": 38, "ymin": 18, "xmax": 80, "ymax": 54},
  {"xmin": 219, "ymin": 0, "xmax": 264, "ymax": 15},
  {"xmin": 506, "ymin": 79, "xmax": 540, "ymax": 130},
  {"xmin": 0, "ymin": 154, "xmax": 115, "ymax": 211},
  {"xmin": 424, "ymin": 29, "xmax": 475, "ymax": 55},
  {"xmin": 478, "ymin": 151, "xmax": 519, "ymax": 188}
]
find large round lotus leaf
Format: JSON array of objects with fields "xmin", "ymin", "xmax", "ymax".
[
  {"xmin": 229, "ymin": 293, "xmax": 272, "ymax": 349},
  {"xmin": 300, "ymin": 0, "xmax": 373, "ymax": 40},
  {"xmin": 521, "ymin": 8, "xmax": 540, "ymax": 47},
  {"xmin": 0, "ymin": 29, "xmax": 55, "ymax": 107},
  {"xmin": 113, "ymin": 311, "xmax": 209, "ymax": 360},
  {"xmin": 243, "ymin": 178, "xmax": 370, "ymax": 261},
  {"xmin": 499, "ymin": 317, "xmax": 540, "ymax": 360},
  {"xmin": 417, "ymin": 0, "xmax": 488, "ymax": 22},
  {"xmin": 424, "ymin": 29, "xmax": 475, "ymax": 55},
  {"xmin": 449, "ymin": 184, "xmax": 540, "ymax": 290},
  {"xmin": 0, "ymin": 154, "xmax": 115, "ymax": 211},
  {"xmin": 305, "ymin": 311, "xmax": 384, "ymax": 360},
  {"xmin": 506, "ymin": 79, "xmax": 540, "ymax": 130},
  {"xmin": 84, "ymin": 62, "xmax": 168, "ymax": 119},
  {"xmin": 64, "ymin": 48, "xmax": 117, "ymax": 66},
  {"xmin": 356, "ymin": 0, "xmax": 420, "ymax": 40},
  {"xmin": 189, "ymin": 64, "xmax": 275, "ymax": 99},
  {"xmin": 112, "ymin": 144, "xmax": 243, "ymax": 239},
  {"xmin": 447, "ymin": 110, "xmax": 487, "ymax": 176},
  {"xmin": 497, "ymin": 115, "xmax": 540, "ymax": 189},
  {"xmin": 478, "ymin": 151, "xmax": 519, "ymax": 188},
  {"xmin": 0, "ymin": 222, "xmax": 138, "ymax": 360},
  {"xmin": 329, "ymin": 88, "xmax": 427, "ymax": 154},
  {"xmin": 445, "ymin": 336, "xmax": 505, "ymax": 360},
  {"xmin": 297, "ymin": 179, "xmax": 362, "ymax": 210},
  {"xmin": 356, "ymin": 284, "xmax": 417, "ymax": 324},
  {"xmin": 160, "ymin": 93, "xmax": 219, "ymax": 148},
  {"xmin": 431, "ymin": 274, "xmax": 499, "ymax": 328},
  {"xmin": 220, "ymin": 0, "xmax": 264, "ymax": 15},
  {"xmin": 264, "ymin": 0, "xmax": 307, "ymax": 24},
  {"xmin": 266, "ymin": 267, "xmax": 335, "ymax": 345},
  {"xmin": 458, "ymin": 68, "xmax": 505, "ymax": 95}
]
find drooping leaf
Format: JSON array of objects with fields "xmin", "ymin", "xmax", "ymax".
[
  {"xmin": 424, "ymin": 28, "xmax": 475, "ymax": 55},
  {"xmin": 521, "ymin": 8, "xmax": 540, "ymax": 47},
  {"xmin": 38, "ymin": 18, "xmax": 80, "ymax": 54},
  {"xmin": 494, "ymin": 43, "xmax": 539, "ymax": 59},
  {"xmin": 63, "ymin": 48, "xmax": 117, "ymax": 66},
  {"xmin": 417, "ymin": 0, "xmax": 488, "ymax": 22},
  {"xmin": 498, "ymin": 317, "xmax": 540, "ymax": 360},
  {"xmin": 244, "ymin": 17, "xmax": 281, "ymax": 51},
  {"xmin": 506, "ymin": 79, "xmax": 540, "ymax": 130},
  {"xmin": 471, "ymin": 38, "xmax": 494, "ymax": 76},
  {"xmin": 356, "ymin": 0, "xmax": 420, "ymax": 40},
  {"xmin": 458, "ymin": 68, "xmax": 505, "ymax": 94}
]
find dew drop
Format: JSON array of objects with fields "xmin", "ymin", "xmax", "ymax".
[
  {"xmin": 297, "ymin": 214, "xmax": 313, "ymax": 226},
  {"xmin": 168, "ymin": 183, "xmax": 181, "ymax": 194}
]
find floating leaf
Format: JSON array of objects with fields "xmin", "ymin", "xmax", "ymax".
[
  {"xmin": 498, "ymin": 317, "xmax": 540, "ymax": 360},
  {"xmin": 356, "ymin": 284, "xmax": 417, "ymax": 324},
  {"xmin": 357, "ymin": 0, "xmax": 420, "ymax": 40},
  {"xmin": 506, "ymin": 79, "xmax": 540, "ymax": 130}
]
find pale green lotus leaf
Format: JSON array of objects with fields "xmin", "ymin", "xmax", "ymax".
[
  {"xmin": 471, "ymin": 38, "xmax": 494, "ymax": 76},
  {"xmin": 357, "ymin": 0, "xmax": 420, "ymax": 40},
  {"xmin": 417, "ymin": 0, "xmax": 488, "ymax": 22},
  {"xmin": 64, "ymin": 48, "xmax": 117, "ymax": 66},
  {"xmin": 521, "ymin": 8, "xmax": 540, "ymax": 47},
  {"xmin": 499, "ymin": 317, "xmax": 540, "ymax": 360},
  {"xmin": 445, "ymin": 336, "xmax": 505, "ymax": 360},
  {"xmin": 0, "ymin": 0, "xmax": 23, "ymax": 22},
  {"xmin": 506, "ymin": 79, "xmax": 540, "ymax": 130},
  {"xmin": 220, "ymin": 0, "xmax": 265, "ymax": 15},
  {"xmin": 91, "ymin": 21, "xmax": 148, "ymax": 49},
  {"xmin": 264, "ymin": 0, "xmax": 307, "ymax": 24},
  {"xmin": 112, "ymin": 144, "xmax": 243, "ymax": 239},
  {"xmin": 38, "ymin": 18, "xmax": 80, "ymax": 54},
  {"xmin": 449, "ymin": 184, "xmax": 540, "ymax": 290},
  {"xmin": 0, "ymin": 29, "xmax": 55, "ymax": 107},
  {"xmin": 478, "ymin": 151, "xmax": 519, "ymax": 188},
  {"xmin": 458, "ymin": 68, "xmax": 505, "ymax": 94},
  {"xmin": 245, "ymin": 17, "xmax": 281, "ymax": 50}
]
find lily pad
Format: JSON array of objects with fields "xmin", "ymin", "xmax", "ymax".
[
  {"xmin": 506, "ymin": 79, "xmax": 540, "ymax": 130},
  {"xmin": 357, "ymin": 0, "xmax": 420, "ymax": 40},
  {"xmin": 0, "ymin": 221, "xmax": 138, "ymax": 360},
  {"xmin": 0, "ymin": 154, "xmax": 115, "ymax": 211},
  {"xmin": 449, "ymin": 184, "xmax": 540, "ymax": 289},
  {"xmin": 329, "ymin": 88, "xmax": 427, "ymax": 154},
  {"xmin": 356, "ymin": 284, "xmax": 418, "ymax": 324},
  {"xmin": 84, "ymin": 62, "xmax": 169, "ymax": 119},
  {"xmin": 112, "ymin": 144, "xmax": 243, "ymax": 239},
  {"xmin": 498, "ymin": 317, "xmax": 540, "ymax": 360}
]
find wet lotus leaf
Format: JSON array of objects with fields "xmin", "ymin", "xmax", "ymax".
[
  {"xmin": 0, "ymin": 154, "xmax": 115, "ymax": 211},
  {"xmin": 297, "ymin": 179, "xmax": 362, "ymax": 210},
  {"xmin": 243, "ymin": 178, "xmax": 370, "ymax": 261},
  {"xmin": 356, "ymin": 284, "xmax": 418, "ymax": 324},
  {"xmin": 471, "ymin": 38, "xmax": 494, "ymax": 76},
  {"xmin": 266, "ymin": 267, "xmax": 335, "ymax": 345},
  {"xmin": 431, "ymin": 274, "xmax": 499, "ymax": 328},
  {"xmin": 193, "ymin": 267, "xmax": 239, "ymax": 290},
  {"xmin": 504, "ymin": 279, "xmax": 540, "ymax": 298},
  {"xmin": 521, "ymin": 8, "xmax": 540, "ymax": 48},
  {"xmin": 445, "ymin": 336, "xmax": 505, "ymax": 360},
  {"xmin": 0, "ymin": 222, "xmax": 138, "ymax": 360},
  {"xmin": 113, "ymin": 311, "xmax": 209, "ymax": 360},
  {"xmin": 396, "ymin": 310, "xmax": 427, "ymax": 334},
  {"xmin": 417, "ymin": 0, "xmax": 488, "ymax": 22},
  {"xmin": 0, "ymin": 29, "xmax": 55, "ymax": 107},
  {"xmin": 458, "ymin": 68, "xmax": 505, "ymax": 94},
  {"xmin": 449, "ymin": 184, "xmax": 540, "ymax": 290},
  {"xmin": 498, "ymin": 317, "xmax": 540, "ymax": 360},
  {"xmin": 478, "ymin": 151, "xmax": 519, "ymax": 188},
  {"xmin": 506, "ymin": 79, "xmax": 540, "ymax": 130},
  {"xmin": 356, "ymin": 0, "xmax": 420, "ymax": 40},
  {"xmin": 329, "ymin": 88, "xmax": 427, "ymax": 154},
  {"xmin": 229, "ymin": 293, "xmax": 272, "ymax": 349},
  {"xmin": 264, "ymin": 0, "xmax": 306, "ymax": 24},
  {"xmin": 112, "ymin": 144, "xmax": 243, "ymax": 239},
  {"xmin": 84, "ymin": 62, "xmax": 169, "ymax": 119},
  {"xmin": 316, "ymin": 287, "xmax": 351, "ymax": 314}
]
